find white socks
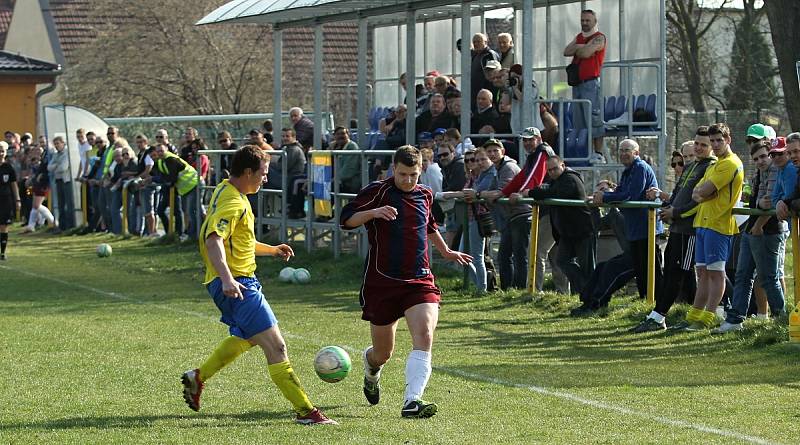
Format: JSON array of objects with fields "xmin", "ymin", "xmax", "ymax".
[
  {"xmin": 28, "ymin": 206, "xmax": 55, "ymax": 230},
  {"xmin": 363, "ymin": 347, "xmax": 382, "ymax": 383},
  {"xmin": 647, "ymin": 310, "xmax": 665, "ymax": 324},
  {"xmin": 403, "ymin": 349, "xmax": 432, "ymax": 403}
]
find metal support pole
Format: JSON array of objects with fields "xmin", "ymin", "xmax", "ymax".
[
  {"xmin": 405, "ymin": 10, "xmax": 417, "ymax": 144},
  {"xmin": 521, "ymin": 0, "xmax": 534, "ymax": 129},
  {"xmin": 122, "ymin": 187, "xmax": 128, "ymax": 235},
  {"xmin": 462, "ymin": 201, "xmax": 470, "ymax": 290},
  {"xmin": 313, "ymin": 24, "xmax": 324, "ymax": 151},
  {"xmin": 647, "ymin": 207, "xmax": 656, "ymax": 304},
  {"xmin": 273, "ymin": 28, "xmax": 283, "ymax": 131},
  {"xmin": 658, "ymin": 0, "xmax": 668, "ymax": 187},
  {"xmin": 460, "ymin": 2, "xmax": 472, "ymax": 142},
  {"xmin": 169, "ymin": 187, "xmax": 176, "ymax": 235},
  {"xmin": 81, "ymin": 182, "xmax": 88, "ymax": 226},
  {"xmin": 545, "ymin": 4, "xmax": 551, "ymax": 96},
  {"xmin": 793, "ymin": 216, "xmax": 800, "ymax": 305},
  {"xmin": 357, "ymin": 17, "xmax": 368, "ymax": 151},
  {"xmin": 527, "ymin": 204, "xmax": 539, "ymax": 294}
]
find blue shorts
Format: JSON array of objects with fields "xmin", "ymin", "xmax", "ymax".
[
  {"xmin": 207, "ymin": 276, "xmax": 278, "ymax": 339},
  {"xmin": 695, "ymin": 227, "xmax": 733, "ymax": 270}
]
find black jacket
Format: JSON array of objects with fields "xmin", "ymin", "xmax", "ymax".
[
  {"xmin": 528, "ymin": 168, "xmax": 593, "ymax": 239},
  {"xmin": 441, "ymin": 154, "xmax": 467, "ymax": 193}
]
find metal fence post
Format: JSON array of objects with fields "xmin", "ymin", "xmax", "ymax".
[
  {"xmin": 527, "ymin": 204, "xmax": 540, "ymax": 294},
  {"xmin": 462, "ymin": 201, "xmax": 470, "ymax": 291},
  {"xmin": 81, "ymin": 182, "xmax": 88, "ymax": 226},
  {"xmin": 122, "ymin": 185, "xmax": 128, "ymax": 235},
  {"xmin": 792, "ymin": 216, "xmax": 800, "ymax": 305},
  {"xmin": 169, "ymin": 187, "xmax": 176, "ymax": 235},
  {"xmin": 647, "ymin": 207, "xmax": 656, "ymax": 304}
]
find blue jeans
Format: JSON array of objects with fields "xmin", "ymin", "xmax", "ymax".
[
  {"xmin": 157, "ymin": 186, "xmax": 183, "ymax": 235},
  {"xmin": 726, "ymin": 232, "xmax": 787, "ymax": 324},
  {"xmin": 181, "ymin": 186, "xmax": 201, "ymax": 240},
  {"xmin": 498, "ymin": 214, "xmax": 531, "ymax": 290},
  {"xmin": 460, "ymin": 220, "xmax": 487, "ymax": 292}
]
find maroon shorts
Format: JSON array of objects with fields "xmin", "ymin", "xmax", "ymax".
[
  {"xmin": 360, "ymin": 279, "xmax": 441, "ymax": 326},
  {"xmin": 32, "ymin": 185, "xmax": 48, "ymax": 197}
]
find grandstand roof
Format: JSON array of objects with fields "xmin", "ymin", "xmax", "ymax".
[
  {"xmin": 0, "ymin": 49, "xmax": 61, "ymax": 76},
  {"xmin": 197, "ymin": 0, "xmax": 529, "ymax": 28},
  {"xmin": 0, "ymin": 1, "xmax": 13, "ymax": 49}
]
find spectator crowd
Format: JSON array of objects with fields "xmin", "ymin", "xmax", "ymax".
[{"xmin": 0, "ymin": 9, "xmax": 794, "ymax": 335}]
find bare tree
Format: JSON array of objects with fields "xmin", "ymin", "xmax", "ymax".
[
  {"xmin": 764, "ymin": 0, "xmax": 800, "ymax": 131},
  {"xmin": 666, "ymin": 0, "xmax": 731, "ymax": 112},
  {"xmin": 62, "ymin": 0, "xmax": 274, "ymax": 117}
]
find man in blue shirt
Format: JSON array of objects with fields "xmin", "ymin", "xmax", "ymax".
[{"xmin": 593, "ymin": 139, "xmax": 663, "ymax": 300}]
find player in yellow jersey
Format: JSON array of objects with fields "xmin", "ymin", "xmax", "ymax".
[
  {"xmin": 181, "ymin": 145, "xmax": 336, "ymax": 425},
  {"xmin": 678, "ymin": 123, "xmax": 744, "ymax": 331}
]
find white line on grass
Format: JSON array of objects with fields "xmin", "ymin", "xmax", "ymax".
[{"xmin": 0, "ymin": 264, "xmax": 781, "ymax": 445}]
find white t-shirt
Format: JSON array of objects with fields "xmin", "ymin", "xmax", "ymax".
[{"xmin": 78, "ymin": 141, "xmax": 92, "ymax": 174}]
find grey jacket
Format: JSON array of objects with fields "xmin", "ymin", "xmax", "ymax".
[
  {"xmin": 47, "ymin": 149, "xmax": 71, "ymax": 182},
  {"xmin": 491, "ymin": 156, "xmax": 530, "ymax": 229}
]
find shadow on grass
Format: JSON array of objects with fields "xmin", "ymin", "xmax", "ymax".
[{"xmin": 0, "ymin": 405, "xmax": 352, "ymax": 431}]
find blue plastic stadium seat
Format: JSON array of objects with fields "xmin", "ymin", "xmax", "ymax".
[
  {"xmin": 634, "ymin": 94, "xmax": 647, "ymax": 113},
  {"xmin": 604, "ymin": 96, "xmax": 616, "ymax": 122},
  {"xmin": 645, "ymin": 94, "xmax": 656, "ymax": 120},
  {"xmin": 614, "ymin": 95, "xmax": 626, "ymax": 119}
]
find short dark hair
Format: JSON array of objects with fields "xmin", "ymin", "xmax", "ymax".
[
  {"xmin": 333, "ymin": 126, "xmax": 348, "ymax": 134},
  {"xmin": 695, "ymin": 126, "xmax": 710, "ymax": 137},
  {"xmin": 750, "ymin": 140, "xmax": 771, "ymax": 156},
  {"xmin": 708, "ymin": 123, "xmax": 730, "ymax": 139},
  {"xmin": 230, "ymin": 145, "xmax": 269, "ymax": 177},
  {"xmin": 135, "ymin": 133, "xmax": 148, "ymax": 142},
  {"xmin": 86, "ymin": 131, "xmax": 96, "ymax": 137},
  {"xmin": 394, "ymin": 145, "xmax": 422, "ymax": 167},
  {"xmin": 262, "ymin": 119, "xmax": 273, "ymax": 132},
  {"xmin": 549, "ymin": 154, "xmax": 563, "ymax": 164},
  {"xmin": 281, "ymin": 127, "xmax": 296, "ymax": 137}
]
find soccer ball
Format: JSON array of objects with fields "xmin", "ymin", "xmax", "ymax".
[
  {"xmin": 278, "ymin": 267, "xmax": 296, "ymax": 283},
  {"xmin": 96, "ymin": 243, "xmax": 112, "ymax": 258},
  {"xmin": 314, "ymin": 346, "xmax": 351, "ymax": 383},
  {"xmin": 292, "ymin": 268, "xmax": 311, "ymax": 284}
]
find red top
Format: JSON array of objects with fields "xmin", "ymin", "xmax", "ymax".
[
  {"xmin": 573, "ymin": 31, "xmax": 606, "ymax": 81},
  {"xmin": 501, "ymin": 144, "xmax": 553, "ymax": 196}
]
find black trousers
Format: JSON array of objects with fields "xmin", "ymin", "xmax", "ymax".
[
  {"xmin": 630, "ymin": 238, "xmax": 663, "ymax": 300},
  {"xmin": 654, "ymin": 233, "xmax": 697, "ymax": 315},
  {"xmin": 580, "ymin": 252, "xmax": 635, "ymax": 308}
]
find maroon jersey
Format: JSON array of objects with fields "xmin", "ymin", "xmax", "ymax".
[{"xmin": 341, "ymin": 178, "xmax": 439, "ymax": 282}]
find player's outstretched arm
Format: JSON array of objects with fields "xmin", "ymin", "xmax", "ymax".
[
  {"xmin": 255, "ymin": 242, "xmax": 294, "ymax": 261},
  {"xmin": 430, "ymin": 230, "xmax": 472, "ymax": 265},
  {"xmin": 342, "ymin": 205, "xmax": 397, "ymax": 229},
  {"xmin": 205, "ymin": 233, "xmax": 245, "ymax": 300}
]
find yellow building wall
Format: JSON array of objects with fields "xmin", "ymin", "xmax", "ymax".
[{"xmin": 0, "ymin": 82, "xmax": 37, "ymax": 134}]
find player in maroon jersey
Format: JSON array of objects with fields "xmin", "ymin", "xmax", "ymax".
[{"xmin": 341, "ymin": 145, "xmax": 472, "ymax": 418}]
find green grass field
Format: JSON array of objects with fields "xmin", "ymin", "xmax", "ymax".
[{"xmin": 1, "ymin": 230, "xmax": 800, "ymax": 444}]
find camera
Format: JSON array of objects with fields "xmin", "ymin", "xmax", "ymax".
[{"xmin": 508, "ymin": 73, "xmax": 518, "ymax": 87}]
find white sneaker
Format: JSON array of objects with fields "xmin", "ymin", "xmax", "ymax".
[
  {"xmin": 178, "ymin": 234, "xmax": 189, "ymax": 242},
  {"xmin": 711, "ymin": 321, "xmax": 743, "ymax": 334},
  {"xmin": 753, "ymin": 313, "xmax": 769, "ymax": 320}
]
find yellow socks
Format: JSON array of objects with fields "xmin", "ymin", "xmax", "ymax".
[
  {"xmin": 699, "ymin": 310, "xmax": 716, "ymax": 328},
  {"xmin": 268, "ymin": 360, "xmax": 314, "ymax": 416},
  {"xmin": 686, "ymin": 307, "xmax": 702, "ymax": 322},
  {"xmin": 198, "ymin": 336, "xmax": 253, "ymax": 382}
]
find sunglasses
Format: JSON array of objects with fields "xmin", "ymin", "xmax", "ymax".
[
  {"xmin": 218, "ymin": 140, "xmax": 228, "ymax": 144},
  {"xmin": 769, "ymin": 152, "xmax": 785, "ymax": 158},
  {"xmin": 438, "ymin": 152, "xmax": 451, "ymax": 158},
  {"xmin": 465, "ymin": 158, "xmax": 476, "ymax": 163},
  {"xmin": 671, "ymin": 161, "xmax": 684, "ymax": 168},
  {"xmin": 752, "ymin": 153, "xmax": 768, "ymax": 162},
  {"xmin": 156, "ymin": 135, "xmax": 165, "ymax": 139}
]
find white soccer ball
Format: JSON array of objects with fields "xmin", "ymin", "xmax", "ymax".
[
  {"xmin": 96, "ymin": 243, "xmax": 112, "ymax": 258},
  {"xmin": 278, "ymin": 267, "xmax": 296, "ymax": 283},
  {"xmin": 292, "ymin": 268, "xmax": 311, "ymax": 284},
  {"xmin": 314, "ymin": 346, "xmax": 351, "ymax": 383}
]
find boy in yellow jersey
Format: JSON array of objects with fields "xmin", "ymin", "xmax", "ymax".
[
  {"xmin": 677, "ymin": 123, "xmax": 744, "ymax": 331},
  {"xmin": 181, "ymin": 145, "xmax": 336, "ymax": 425}
]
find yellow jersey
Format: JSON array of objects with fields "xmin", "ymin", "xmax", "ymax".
[
  {"xmin": 693, "ymin": 150, "xmax": 744, "ymax": 235},
  {"xmin": 199, "ymin": 180, "xmax": 257, "ymax": 284}
]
